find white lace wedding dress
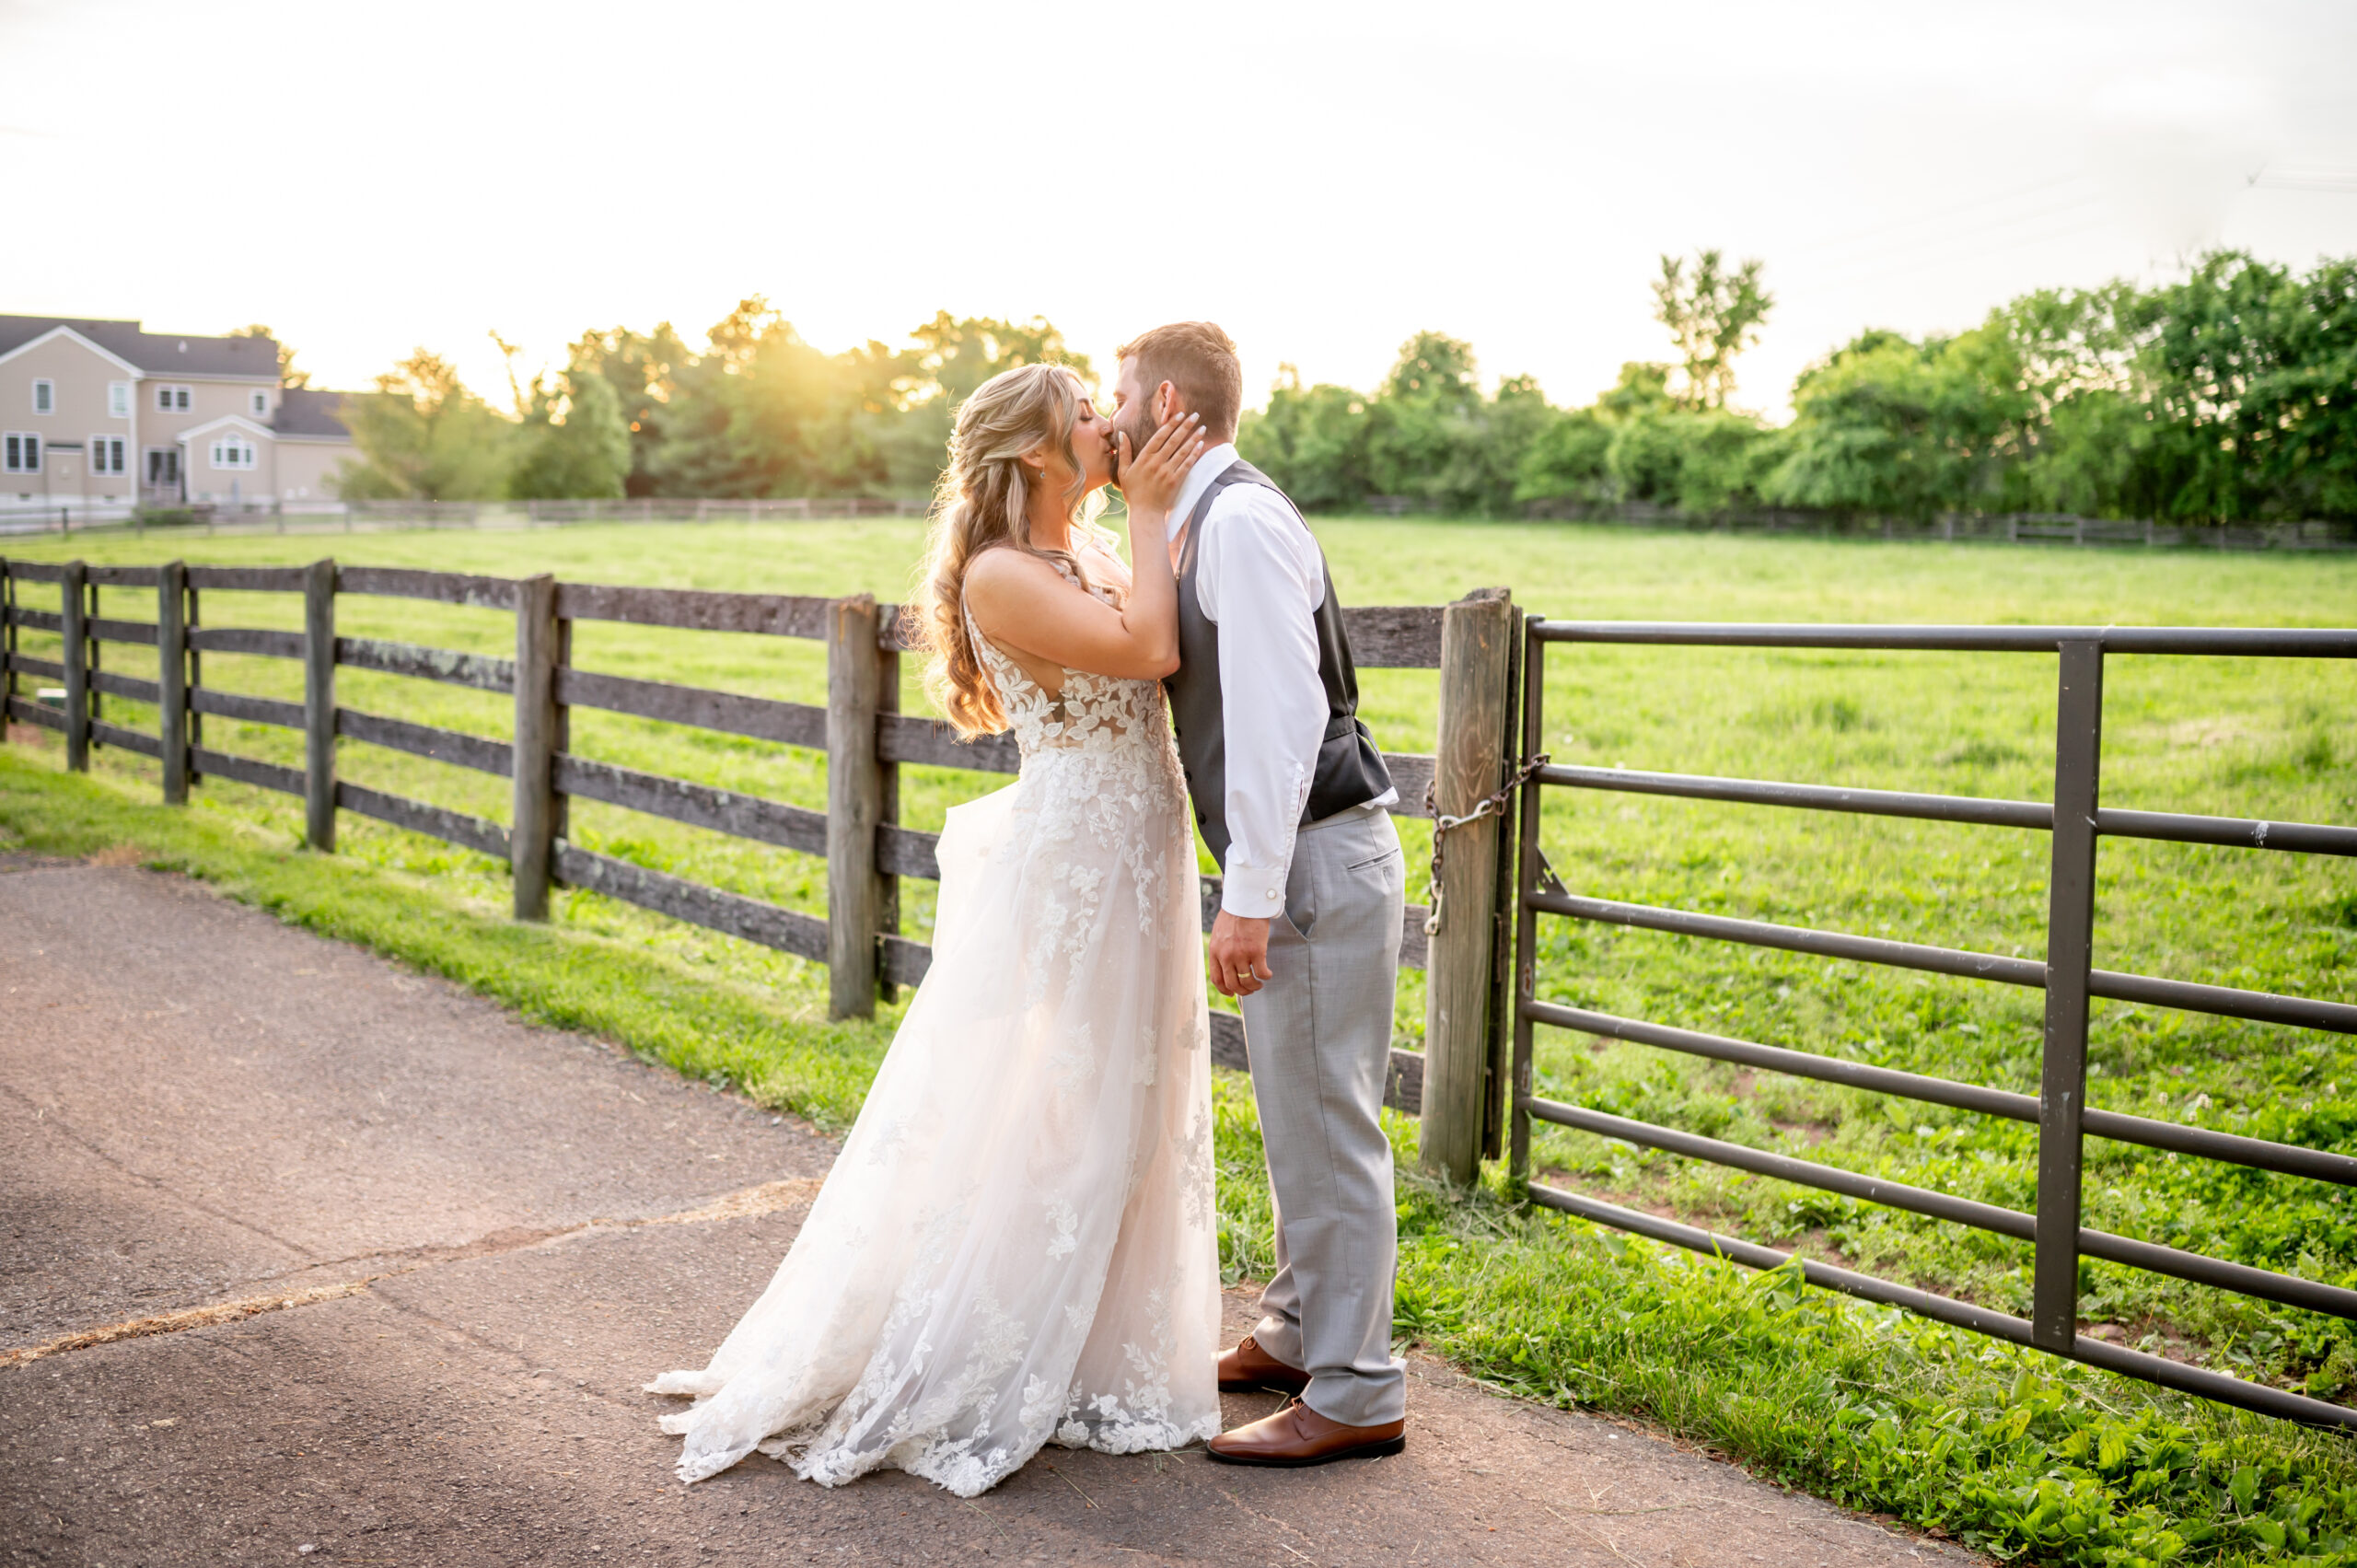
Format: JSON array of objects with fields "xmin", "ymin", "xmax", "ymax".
[{"xmin": 649, "ymin": 561, "xmax": 1223, "ymax": 1496}]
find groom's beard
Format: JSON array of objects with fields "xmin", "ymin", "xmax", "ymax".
[{"xmin": 1108, "ymin": 412, "xmax": 1149, "ymax": 486}]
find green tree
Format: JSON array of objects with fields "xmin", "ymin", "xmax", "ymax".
[
  {"xmin": 1597, "ymin": 361, "xmax": 1674, "ymax": 421},
  {"xmin": 1364, "ymin": 331, "xmax": 1480, "ymax": 505},
  {"xmin": 336, "ymin": 349, "xmax": 511, "ymax": 500},
  {"xmin": 638, "ymin": 304, "xmax": 1089, "ymax": 501},
  {"xmin": 1512, "ymin": 405, "xmax": 1612, "ymax": 505},
  {"xmin": 908, "ymin": 311, "xmax": 1089, "ymax": 405},
  {"xmin": 1608, "ymin": 408, "xmax": 1778, "ymax": 512},
  {"xmin": 1451, "ymin": 373, "xmax": 1560, "ymax": 514},
  {"xmin": 569, "ymin": 324, "xmax": 692, "ymax": 497},
  {"xmin": 1519, "ymin": 364, "xmax": 1672, "ymax": 507},
  {"xmin": 508, "ymin": 355, "xmax": 632, "ymax": 500},
  {"xmin": 2262, "ymin": 254, "xmax": 2357, "ymax": 518},
  {"xmin": 2129, "ymin": 251, "xmax": 2357, "ymax": 521},
  {"xmin": 1357, "ymin": 331, "xmax": 1555, "ymax": 513},
  {"xmin": 1652, "ymin": 250, "xmax": 1773, "ymax": 410},
  {"xmin": 653, "ymin": 299, "xmax": 873, "ymax": 497},
  {"xmin": 881, "ymin": 312, "xmax": 1091, "ymax": 494},
  {"xmin": 1763, "ymin": 324, "xmax": 2027, "ymax": 519},
  {"xmin": 1239, "ymin": 368, "xmax": 1375, "ymax": 511}
]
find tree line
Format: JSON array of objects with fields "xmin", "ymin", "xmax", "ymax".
[
  {"xmin": 333, "ymin": 305, "xmax": 1089, "ymax": 505},
  {"xmin": 332, "ymin": 249, "xmax": 2357, "ymax": 524}
]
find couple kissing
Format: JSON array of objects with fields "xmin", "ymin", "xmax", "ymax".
[{"xmin": 648, "ymin": 322, "xmax": 1409, "ymax": 1494}]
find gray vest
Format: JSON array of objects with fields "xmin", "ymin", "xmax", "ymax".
[{"xmin": 1164, "ymin": 459, "xmax": 1393, "ymax": 868}]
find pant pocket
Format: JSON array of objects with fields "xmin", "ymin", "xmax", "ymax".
[
  {"xmin": 1282, "ymin": 852, "xmax": 1318, "ymax": 940},
  {"xmin": 1282, "ymin": 883, "xmax": 1317, "ymax": 941},
  {"xmin": 1343, "ymin": 817, "xmax": 1405, "ymax": 886}
]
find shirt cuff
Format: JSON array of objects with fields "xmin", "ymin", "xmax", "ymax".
[{"xmin": 1219, "ymin": 856, "xmax": 1290, "ymax": 919}]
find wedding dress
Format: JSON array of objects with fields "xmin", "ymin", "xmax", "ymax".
[{"xmin": 649, "ymin": 557, "xmax": 1223, "ymax": 1496}]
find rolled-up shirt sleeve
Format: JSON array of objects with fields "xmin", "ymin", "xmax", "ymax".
[{"xmin": 1197, "ymin": 488, "xmax": 1329, "ymax": 920}]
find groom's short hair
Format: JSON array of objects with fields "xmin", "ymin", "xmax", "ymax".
[{"xmin": 1117, "ymin": 321, "xmax": 1242, "ymax": 443}]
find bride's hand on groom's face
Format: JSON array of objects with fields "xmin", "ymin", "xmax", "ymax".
[{"xmin": 1114, "ymin": 412, "xmax": 1205, "ymax": 517}]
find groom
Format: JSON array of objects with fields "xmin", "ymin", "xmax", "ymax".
[{"xmin": 1109, "ymin": 323, "xmax": 1410, "ymax": 1467}]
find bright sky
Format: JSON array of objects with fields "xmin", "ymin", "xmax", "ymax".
[{"xmin": 6, "ymin": 0, "xmax": 2354, "ymax": 420}]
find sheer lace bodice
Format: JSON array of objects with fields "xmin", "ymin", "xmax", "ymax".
[
  {"xmin": 650, "ymin": 553, "xmax": 1219, "ymax": 1498},
  {"xmin": 963, "ymin": 556, "xmax": 1174, "ymax": 768}
]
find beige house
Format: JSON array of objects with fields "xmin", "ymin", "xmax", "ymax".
[{"xmin": 0, "ymin": 316, "xmax": 357, "ymax": 512}]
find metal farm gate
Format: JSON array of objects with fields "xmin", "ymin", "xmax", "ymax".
[{"xmin": 1506, "ymin": 620, "xmax": 2357, "ymax": 1429}]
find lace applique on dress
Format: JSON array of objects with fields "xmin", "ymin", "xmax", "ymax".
[{"xmin": 961, "ymin": 555, "xmax": 1165, "ymax": 760}]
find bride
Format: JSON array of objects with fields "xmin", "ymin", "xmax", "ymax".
[{"xmin": 648, "ymin": 365, "xmax": 1220, "ymax": 1497}]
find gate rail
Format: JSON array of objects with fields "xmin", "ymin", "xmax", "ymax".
[{"xmin": 1507, "ymin": 619, "xmax": 2357, "ymax": 1430}]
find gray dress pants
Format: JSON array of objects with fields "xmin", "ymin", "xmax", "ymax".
[{"xmin": 1236, "ymin": 803, "xmax": 1408, "ymax": 1428}]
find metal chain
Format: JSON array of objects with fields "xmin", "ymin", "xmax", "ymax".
[{"xmin": 1422, "ymin": 751, "xmax": 1550, "ymax": 935}]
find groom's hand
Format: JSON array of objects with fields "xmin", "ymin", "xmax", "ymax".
[{"xmin": 1208, "ymin": 912, "xmax": 1273, "ymax": 998}]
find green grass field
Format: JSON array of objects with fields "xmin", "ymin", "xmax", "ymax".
[{"xmin": 6, "ymin": 518, "xmax": 2355, "ymax": 1565}]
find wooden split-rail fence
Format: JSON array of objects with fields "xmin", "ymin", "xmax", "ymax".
[{"xmin": 0, "ymin": 557, "xmax": 1525, "ymax": 1169}]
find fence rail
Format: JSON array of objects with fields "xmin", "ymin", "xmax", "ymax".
[
  {"xmin": 0, "ymin": 556, "xmax": 1494, "ymax": 1121},
  {"xmin": 1508, "ymin": 615, "xmax": 2357, "ymax": 1432}
]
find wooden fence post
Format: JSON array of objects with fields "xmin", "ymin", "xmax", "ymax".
[
  {"xmin": 1, "ymin": 557, "xmax": 14, "ymax": 728},
  {"xmin": 185, "ymin": 577, "xmax": 203, "ymax": 781},
  {"xmin": 552, "ymin": 614, "xmax": 572, "ymax": 849},
  {"xmin": 62, "ymin": 560, "xmax": 88, "ymax": 772},
  {"xmin": 826, "ymin": 594, "xmax": 884, "ymax": 1019},
  {"xmin": 158, "ymin": 561, "xmax": 189, "ymax": 805},
  {"xmin": 302, "ymin": 559, "xmax": 337, "ymax": 850},
  {"xmin": 1420, "ymin": 587, "xmax": 1515, "ymax": 1185},
  {"xmin": 511, "ymin": 574, "xmax": 559, "ymax": 919},
  {"xmin": 1480, "ymin": 612, "xmax": 1527, "ymax": 1161},
  {"xmin": 86, "ymin": 575, "xmax": 104, "ymax": 741},
  {"xmin": 876, "ymin": 625, "xmax": 902, "ymax": 1005}
]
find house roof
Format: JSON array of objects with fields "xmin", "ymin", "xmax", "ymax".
[
  {"xmin": 0, "ymin": 323, "xmax": 142, "ymax": 377},
  {"xmin": 273, "ymin": 387, "xmax": 353, "ymax": 439},
  {"xmin": 177, "ymin": 414, "xmax": 275, "ymax": 443},
  {"xmin": 0, "ymin": 316, "xmax": 282, "ymax": 381}
]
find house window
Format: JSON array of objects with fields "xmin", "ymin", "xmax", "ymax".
[
  {"xmin": 108, "ymin": 382, "xmax": 132, "ymax": 418},
  {"xmin": 90, "ymin": 436, "xmax": 127, "ymax": 476},
  {"xmin": 31, "ymin": 379, "xmax": 53, "ymax": 414},
  {"xmin": 210, "ymin": 436, "xmax": 256, "ymax": 470},
  {"xmin": 250, "ymin": 390, "xmax": 268, "ymax": 416},
  {"xmin": 145, "ymin": 448, "xmax": 180, "ymax": 486},
  {"xmin": 3, "ymin": 434, "xmax": 39, "ymax": 473},
  {"xmin": 157, "ymin": 384, "xmax": 192, "ymax": 412}
]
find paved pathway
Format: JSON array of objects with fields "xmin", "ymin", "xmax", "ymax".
[{"xmin": 0, "ymin": 857, "xmax": 1983, "ymax": 1566}]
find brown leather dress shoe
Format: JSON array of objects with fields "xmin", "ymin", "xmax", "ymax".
[
  {"xmin": 1207, "ymin": 1400, "xmax": 1406, "ymax": 1467},
  {"xmin": 1215, "ymin": 1334, "xmax": 1310, "ymax": 1395}
]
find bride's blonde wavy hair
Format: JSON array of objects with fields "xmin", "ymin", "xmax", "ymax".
[{"xmin": 911, "ymin": 363, "xmax": 1116, "ymax": 738}]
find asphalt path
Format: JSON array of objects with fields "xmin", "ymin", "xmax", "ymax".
[{"xmin": 0, "ymin": 856, "xmax": 1984, "ymax": 1566}]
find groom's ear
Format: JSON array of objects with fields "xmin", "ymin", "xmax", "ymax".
[{"xmin": 1153, "ymin": 380, "xmax": 1179, "ymax": 424}]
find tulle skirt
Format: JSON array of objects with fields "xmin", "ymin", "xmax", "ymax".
[{"xmin": 648, "ymin": 751, "xmax": 1222, "ymax": 1496}]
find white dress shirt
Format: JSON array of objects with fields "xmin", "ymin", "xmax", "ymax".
[{"xmin": 1166, "ymin": 445, "xmax": 1395, "ymax": 920}]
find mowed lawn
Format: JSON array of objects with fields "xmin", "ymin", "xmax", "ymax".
[{"xmin": 6, "ymin": 517, "xmax": 2354, "ymax": 1393}]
